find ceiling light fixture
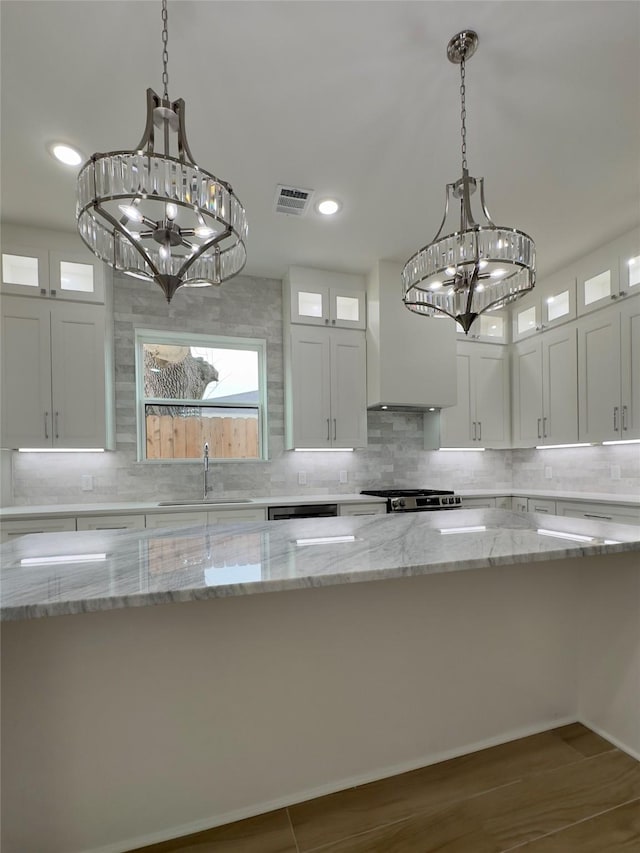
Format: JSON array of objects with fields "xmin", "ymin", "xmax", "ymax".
[
  {"xmin": 402, "ymin": 30, "xmax": 536, "ymax": 334},
  {"xmin": 76, "ymin": 0, "xmax": 247, "ymax": 302},
  {"xmin": 50, "ymin": 143, "xmax": 83, "ymax": 166},
  {"xmin": 317, "ymin": 199, "xmax": 341, "ymax": 216}
]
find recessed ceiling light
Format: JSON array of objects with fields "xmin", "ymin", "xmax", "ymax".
[
  {"xmin": 50, "ymin": 143, "xmax": 83, "ymax": 166},
  {"xmin": 317, "ymin": 199, "xmax": 341, "ymax": 216}
]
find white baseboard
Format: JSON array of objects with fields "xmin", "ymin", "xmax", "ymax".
[
  {"xmin": 578, "ymin": 717, "xmax": 640, "ymax": 762},
  {"xmin": 86, "ymin": 714, "xmax": 577, "ymax": 853}
]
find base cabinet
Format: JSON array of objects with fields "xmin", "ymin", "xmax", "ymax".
[
  {"xmin": 555, "ymin": 501, "xmax": 640, "ymax": 526},
  {"xmin": 1, "ymin": 296, "xmax": 108, "ymax": 449},
  {"xmin": 440, "ymin": 343, "xmax": 510, "ymax": 449},
  {"xmin": 339, "ymin": 502, "xmax": 386, "ymax": 516},
  {"xmin": 0, "ymin": 517, "xmax": 76, "ymax": 543}
]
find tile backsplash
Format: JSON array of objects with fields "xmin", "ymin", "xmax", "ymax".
[{"xmin": 5, "ymin": 271, "xmax": 639, "ymax": 506}]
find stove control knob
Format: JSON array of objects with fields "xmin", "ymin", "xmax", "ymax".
[{"xmin": 398, "ymin": 498, "xmax": 406, "ymax": 508}]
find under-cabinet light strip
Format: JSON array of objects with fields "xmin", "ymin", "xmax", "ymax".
[
  {"xmin": 534, "ymin": 443, "xmax": 593, "ymax": 450},
  {"xmin": 601, "ymin": 439, "xmax": 640, "ymax": 446},
  {"xmin": 18, "ymin": 448, "xmax": 105, "ymax": 453}
]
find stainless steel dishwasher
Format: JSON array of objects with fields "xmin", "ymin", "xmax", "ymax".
[{"xmin": 267, "ymin": 504, "xmax": 339, "ymax": 520}]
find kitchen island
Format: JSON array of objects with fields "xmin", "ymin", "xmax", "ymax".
[{"xmin": 2, "ymin": 509, "xmax": 639, "ymax": 852}]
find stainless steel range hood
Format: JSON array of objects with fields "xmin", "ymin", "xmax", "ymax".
[{"xmin": 366, "ymin": 260, "xmax": 457, "ymax": 411}]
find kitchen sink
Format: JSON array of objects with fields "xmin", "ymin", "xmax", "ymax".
[{"xmin": 157, "ymin": 499, "xmax": 253, "ymax": 506}]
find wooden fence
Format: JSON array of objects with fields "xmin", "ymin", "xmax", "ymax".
[{"xmin": 146, "ymin": 414, "xmax": 259, "ymax": 459}]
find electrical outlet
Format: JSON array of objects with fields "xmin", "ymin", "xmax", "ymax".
[
  {"xmin": 339, "ymin": 470, "xmax": 348, "ymax": 484},
  {"xmin": 611, "ymin": 465, "xmax": 621, "ymax": 480},
  {"xmin": 81, "ymin": 474, "xmax": 93, "ymax": 491},
  {"xmin": 298, "ymin": 471, "xmax": 307, "ymax": 486},
  {"xmin": 544, "ymin": 466, "xmax": 552, "ymax": 480}
]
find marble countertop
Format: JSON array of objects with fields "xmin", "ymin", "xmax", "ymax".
[
  {"xmin": 1, "ymin": 489, "xmax": 639, "ymax": 520},
  {"xmin": 2, "ymin": 509, "xmax": 639, "ymax": 622}
]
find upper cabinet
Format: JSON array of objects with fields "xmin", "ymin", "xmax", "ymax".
[
  {"xmin": 512, "ymin": 325, "xmax": 578, "ymax": 447},
  {"xmin": 512, "ymin": 269, "xmax": 577, "ymax": 342},
  {"xmin": 285, "ymin": 325, "xmax": 367, "ymax": 449},
  {"xmin": 458, "ymin": 310, "xmax": 509, "ymax": 343},
  {"xmin": 1, "ymin": 295, "xmax": 111, "ymax": 449},
  {"xmin": 439, "ymin": 342, "xmax": 510, "ymax": 449},
  {"xmin": 577, "ymin": 298, "xmax": 640, "ymax": 442},
  {"xmin": 575, "ymin": 228, "xmax": 640, "ymax": 316},
  {"xmin": 284, "ymin": 266, "xmax": 366, "ymax": 329},
  {"xmin": 1, "ymin": 225, "xmax": 109, "ymax": 303}
]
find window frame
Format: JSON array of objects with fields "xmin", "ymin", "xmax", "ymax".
[{"xmin": 134, "ymin": 328, "xmax": 268, "ymax": 462}]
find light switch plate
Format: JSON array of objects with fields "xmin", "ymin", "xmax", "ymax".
[
  {"xmin": 339, "ymin": 470, "xmax": 348, "ymax": 484},
  {"xmin": 544, "ymin": 466, "xmax": 552, "ymax": 480},
  {"xmin": 611, "ymin": 465, "xmax": 621, "ymax": 480},
  {"xmin": 298, "ymin": 471, "xmax": 307, "ymax": 486},
  {"xmin": 81, "ymin": 474, "xmax": 93, "ymax": 491}
]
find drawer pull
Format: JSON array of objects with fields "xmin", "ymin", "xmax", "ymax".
[
  {"xmin": 537, "ymin": 418, "xmax": 542, "ymax": 439},
  {"xmin": 584, "ymin": 513, "xmax": 612, "ymax": 521},
  {"xmin": 44, "ymin": 411, "xmax": 49, "ymax": 439}
]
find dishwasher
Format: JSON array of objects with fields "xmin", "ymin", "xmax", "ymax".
[{"xmin": 267, "ymin": 503, "xmax": 339, "ymax": 520}]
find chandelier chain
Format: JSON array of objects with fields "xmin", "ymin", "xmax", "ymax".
[
  {"xmin": 161, "ymin": 0, "xmax": 169, "ymax": 100},
  {"xmin": 460, "ymin": 56, "xmax": 467, "ymax": 171}
]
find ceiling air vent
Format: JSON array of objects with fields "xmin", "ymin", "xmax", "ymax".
[{"xmin": 274, "ymin": 185, "xmax": 314, "ymax": 216}]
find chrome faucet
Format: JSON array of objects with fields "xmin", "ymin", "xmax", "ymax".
[{"xmin": 203, "ymin": 442, "xmax": 210, "ymax": 500}]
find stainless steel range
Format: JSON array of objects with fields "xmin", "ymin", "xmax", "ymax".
[{"xmin": 361, "ymin": 489, "xmax": 462, "ymax": 513}]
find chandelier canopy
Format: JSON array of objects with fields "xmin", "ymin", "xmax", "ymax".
[
  {"xmin": 76, "ymin": 0, "xmax": 247, "ymax": 302},
  {"xmin": 402, "ymin": 31, "xmax": 535, "ymax": 334}
]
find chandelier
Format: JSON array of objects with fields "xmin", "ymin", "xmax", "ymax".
[
  {"xmin": 76, "ymin": 0, "xmax": 247, "ymax": 302},
  {"xmin": 402, "ymin": 31, "xmax": 535, "ymax": 334}
]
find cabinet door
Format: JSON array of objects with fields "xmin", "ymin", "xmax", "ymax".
[
  {"xmin": 330, "ymin": 330, "xmax": 367, "ymax": 447},
  {"xmin": 527, "ymin": 498, "xmax": 557, "ymax": 515},
  {"xmin": 339, "ymin": 502, "xmax": 386, "ymax": 516},
  {"xmin": 474, "ymin": 345, "xmax": 510, "ymax": 447},
  {"xmin": 0, "ymin": 517, "xmax": 76, "ymax": 543},
  {"xmin": 1, "ymin": 245, "xmax": 49, "ymax": 296},
  {"xmin": 542, "ymin": 326, "xmax": 578, "ymax": 445},
  {"xmin": 145, "ymin": 511, "xmax": 209, "ymax": 529},
  {"xmin": 576, "ymin": 245, "xmax": 619, "ymax": 315},
  {"xmin": 540, "ymin": 270, "xmax": 577, "ymax": 329},
  {"xmin": 620, "ymin": 297, "xmax": 640, "ymax": 439},
  {"xmin": 208, "ymin": 508, "xmax": 266, "ymax": 523},
  {"xmin": 555, "ymin": 500, "xmax": 640, "ymax": 526},
  {"xmin": 577, "ymin": 306, "xmax": 621, "ymax": 442},
  {"xmin": 512, "ymin": 289, "xmax": 541, "ymax": 341},
  {"xmin": 330, "ymin": 289, "xmax": 366, "ymax": 330},
  {"xmin": 512, "ymin": 339, "xmax": 542, "ymax": 446},
  {"xmin": 288, "ymin": 326, "xmax": 331, "ymax": 448},
  {"xmin": 460, "ymin": 497, "xmax": 496, "ymax": 508},
  {"xmin": 50, "ymin": 303, "xmax": 106, "ymax": 448},
  {"xmin": 76, "ymin": 515, "xmax": 145, "ymax": 531},
  {"xmin": 0, "ymin": 296, "xmax": 52, "ymax": 448},
  {"xmin": 290, "ymin": 281, "xmax": 330, "ymax": 325},
  {"xmin": 439, "ymin": 350, "xmax": 473, "ymax": 447},
  {"xmin": 49, "ymin": 251, "xmax": 105, "ymax": 303}
]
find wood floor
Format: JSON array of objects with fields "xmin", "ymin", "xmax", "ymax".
[{"xmin": 128, "ymin": 723, "xmax": 640, "ymax": 852}]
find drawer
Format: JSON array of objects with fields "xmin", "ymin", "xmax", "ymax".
[{"xmin": 527, "ymin": 498, "xmax": 557, "ymax": 515}]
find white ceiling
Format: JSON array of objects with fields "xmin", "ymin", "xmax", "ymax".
[{"xmin": 1, "ymin": 1, "xmax": 639, "ymax": 281}]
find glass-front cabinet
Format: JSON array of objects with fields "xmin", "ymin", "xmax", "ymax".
[
  {"xmin": 285, "ymin": 266, "xmax": 366, "ymax": 329},
  {"xmin": 1, "ymin": 243, "xmax": 105, "ymax": 302},
  {"xmin": 512, "ymin": 269, "xmax": 576, "ymax": 341}
]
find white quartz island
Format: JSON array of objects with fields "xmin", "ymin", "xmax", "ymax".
[{"xmin": 2, "ymin": 509, "xmax": 639, "ymax": 853}]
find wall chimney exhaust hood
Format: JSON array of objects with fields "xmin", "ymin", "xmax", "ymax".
[{"xmin": 367, "ymin": 261, "xmax": 457, "ymax": 411}]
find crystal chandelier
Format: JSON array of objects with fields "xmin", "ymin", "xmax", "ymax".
[
  {"xmin": 76, "ymin": 0, "xmax": 247, "ymax": 302},
  {"xmin": 402, "ymin": 31, "xmax": 535, "ymax": 334}
]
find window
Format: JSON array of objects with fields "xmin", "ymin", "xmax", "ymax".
[{"xmin": 135, "ymin": 330, "xmax": 268, "ymax": 461}]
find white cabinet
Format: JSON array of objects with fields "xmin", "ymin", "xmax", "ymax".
[
  {"xmin": 339, "ymin": 502, "xmax": 386, "ymax": 516},
  {"xmin": 459, "ymin": 310, "xmax": 509, "ymax": 343},
  {"xmin": 76, "ymin": 515, "xmax": 145, "ymax": 531},
  {"xmin": 512, "ymin": 271, "xmax": 577, "ymax": 342},
  {"xmin": 1, "ymin": 296, "xmax": 108, "ymax": 449},
  {"xmin": 145, "ymin": 507, "xmax": 266, "ymax": 528},
  {"xmin": 440, "ymin": 343, "xmax": 510, "ymax": 448},
  {"xmin": 460, "ymin": 497, "xmax": 496, "ymax": 508},
  {"xmin": 1, "ymin": 243, "xmax": 105, "ymax": 303},
  {"xmin": 527, "ymin": 497, "xmax": 557, "ymax": 515},
  {"xmin": 512, "ymin": 326, "xmax": 578, "ymax": 447},
  {"xmin": 0, "ymin": 516, "xmax": 76, "ymax": 543},
  {"xmin": 555, "ymin": 500, "xmax": 640, "ymax": 526},
  {"xmin": 577, "ymin": 298, "xmax": 640, "ymax": 442},
  {"xmin": 286, "ymin": 325, "xmax": 367, "ymax": 449},
  {"xmin": 512, "ymin": 497, "xmax": 529, "ymax": 513},
  {"xmin": 285, "ymin": 266, "xmax": 366, "ymax": 329}
]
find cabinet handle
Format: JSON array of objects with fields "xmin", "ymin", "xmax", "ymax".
[
  {"xmin": 584, "ymin": 513, "xmax": 612, "ymax": 521},
  {"xmin": 472, "ymin": 421, "xmax": 477, "ymax": 440},
  {"xmin": 537, "ymin": 418, "xmax": 542, "ymax": 439},
  {"xmin": 327, "ymin": 418, "xmax": 330, "ymax": 441},
  {"xmin": 44, "ymin": 411, "xmax": 49, "ymax": 439},
  {"xmin": 478, "ymin": 421, "xmax": 482, "ymax": 441},
  {"xmin": 613, "ymin": 406, "xmax": 619, "ymax": 431},
  {"xmin": 331, "ymin": 319, "xmax": 336, "ymax": 325},
  {"xmin": 535, "ymin": 507, "xmax": 549, "ymax": 513},
  {"xmin": 622, "ymin": 405, "xmax": 628, "ymax": 431},
  {"xmin": 333, "ymin": 418, "xmax": 337, "ymax": 440},
  {"xmin": 55, "ymin": 411, "xmax": 59, "ymax": 439},
  {"xmin": 543, "ymin": 417, "xmax": 547, "ymax": 438},
  {"xmin": 324, "ymin": 318, "xmax": 329, "ymax": 324}
]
